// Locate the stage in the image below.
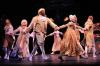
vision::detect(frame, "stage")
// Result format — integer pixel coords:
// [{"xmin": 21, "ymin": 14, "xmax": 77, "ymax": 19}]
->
[
  {"xmin": 0, "ymin": 53, "xmax": 100, "ymax": 66},
  {"xmin": 0, "ymin": 40, "xmax": 100, "ymax": 66}
]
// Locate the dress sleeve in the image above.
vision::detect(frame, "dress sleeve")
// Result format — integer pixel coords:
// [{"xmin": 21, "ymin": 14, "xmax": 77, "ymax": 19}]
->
[
  {"xmin": 47, "ymin": 32, "xmax": 55, "ymax": 37},
  {"xmin": 14, "ymin": 27, "xmax": 20, "ymax": 34}
]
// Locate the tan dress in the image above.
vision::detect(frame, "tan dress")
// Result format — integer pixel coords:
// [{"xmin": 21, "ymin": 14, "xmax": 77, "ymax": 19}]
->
[
  {"xmin": 14, "ymin": 26, "xmax": 30, "ymax": 58},
  {"xmin": 84, "ymin": 21, "xmax": 95, "ymax": 49},
  {"xmin": 60, "ymin": 22, "xmax": 84, "ymax": 56}
]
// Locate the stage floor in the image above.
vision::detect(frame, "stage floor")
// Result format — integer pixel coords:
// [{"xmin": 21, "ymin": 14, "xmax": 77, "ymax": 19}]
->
[
  {"xmin": 0, "ymin": 40, "xmax": 100, "ymax": 66},
  {"xmin": 0, "ymin": 54, "xmax": 100, "ymax": 66}
]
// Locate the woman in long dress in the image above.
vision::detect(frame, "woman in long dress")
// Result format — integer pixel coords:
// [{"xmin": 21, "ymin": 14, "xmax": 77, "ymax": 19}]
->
[
  {"xmin": 3, "ymin": 19, "xmax": 14, "ymax": 60},
  {"xmin": 58, "ymin": 15, "xmax": 86, "ymax": 61},
  {"xmin": 14, "ymin": 19, "xmax": 30, "ymax": 59},
  {"xmin": 46, "ymin": 27, "xmax": 63, "ymax": 54},
  {"xmin": 84, "ymin": 16, "xmax": 96, "ymax": 57}
]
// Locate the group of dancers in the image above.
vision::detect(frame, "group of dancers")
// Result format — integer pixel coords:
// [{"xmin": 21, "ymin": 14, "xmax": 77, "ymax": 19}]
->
[{"xmin": 2, "ymin": 8, "xmax": 97, "ymax": 61}]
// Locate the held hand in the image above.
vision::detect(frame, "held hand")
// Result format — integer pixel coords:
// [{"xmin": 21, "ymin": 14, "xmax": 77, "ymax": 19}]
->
[
  {"xmin": 9, "ymin": 33, "xmax": 12, "ymax": 35},
  {"xmin": 50, "ymin": 18, "xmax": 54, "ymax": 22},
  {"xmin": 45, "ymin": 35, "xmax": 48, "ymax": 38},
  {"xmin": 55, "ymin": 26, "xmax": 60, "ymax": 30},
  {"xmin": 82, "ymin": 28, "xmax": 87, "ymax": 31},
  {"xmin": 64, "ymin": 17, "xmax": 69, "ymax": 22}
]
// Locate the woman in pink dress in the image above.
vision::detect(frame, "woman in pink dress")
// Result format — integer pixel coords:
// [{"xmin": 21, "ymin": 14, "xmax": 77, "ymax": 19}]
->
[
  {"xmin": 14, "ymin": 19, "xmax": 30, "ymax": 59},
  {"xmin": 46, "ymin": 27, "xmax": 63, "ymax": 54}
]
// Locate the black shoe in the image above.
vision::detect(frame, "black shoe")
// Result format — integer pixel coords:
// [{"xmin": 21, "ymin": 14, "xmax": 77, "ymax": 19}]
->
[{"xmin": 58, "ymin": 56, "xmax": 64, "ymax": 62}]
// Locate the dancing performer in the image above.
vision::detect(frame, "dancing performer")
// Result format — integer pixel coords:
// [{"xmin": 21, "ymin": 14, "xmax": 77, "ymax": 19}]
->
[
  {"xmin": 84, "ymin": 16, "xmax": 96, "ymax": 57},
  {"xmin": 26, "ymin": 8, "xmax": 58, "ymax": 61},
  {"xmin": 58, "ymin": 15, "xmax": 86, "ymax": 61},
  {"xmin": 3, "ymin": 19, "xmax": 14, "ymax": 60},
  {"xmin": 46, "ymin": 27, "xmax": 63, "ymax": 54},
  {"xmin": 14, "ymin": 19, "xmax": 30, "ymax": 59}
]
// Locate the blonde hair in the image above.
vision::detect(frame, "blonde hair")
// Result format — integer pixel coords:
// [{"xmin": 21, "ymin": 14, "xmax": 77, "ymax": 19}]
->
[
  {"xmin": 21, "ymin": 19, "xmax": 28, "ymax": 26},
  {"xmin": 69, "ymin": 15, "xmax": 76, "ymax": 19}
]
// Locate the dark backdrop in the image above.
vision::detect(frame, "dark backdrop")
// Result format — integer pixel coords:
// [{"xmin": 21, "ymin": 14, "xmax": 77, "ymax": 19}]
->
[{"xmin": 0, "ymin": 0, "xmax": 100, "ymax": 54}]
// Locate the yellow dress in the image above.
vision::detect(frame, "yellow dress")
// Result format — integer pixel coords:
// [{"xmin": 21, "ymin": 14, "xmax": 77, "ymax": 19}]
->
[
  {"xmin": 60, "ymin": 22, "xmax": 84, "ymax": 56},
  {"xmin": 84, "ymin": 21, "xmax": 94, "ymax": 49}
]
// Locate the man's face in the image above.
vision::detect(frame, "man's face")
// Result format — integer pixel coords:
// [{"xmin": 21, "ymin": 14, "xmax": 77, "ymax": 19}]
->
[{"xmin": 40, "ymin": 10, "xmax": 45, "ymax": 16}]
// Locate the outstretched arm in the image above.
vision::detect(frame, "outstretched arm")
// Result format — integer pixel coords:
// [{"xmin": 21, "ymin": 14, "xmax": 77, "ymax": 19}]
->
[
  {"xmin": 14, "ymin": 27, "xmax": 20, "ymax": 34},
  {"xmin": 46, "ymin": 32, "xmax": 54, "ymax": 38},
  {"xmin": 75, "ymin": 25, "xmax": 83, "ymax": 30},
  {"xmin": 59, "ymin": 22, "xmax": 74, "ymax": 29},
  {"xmin": 48, "ymin": 18, "xmax": 58, "ymax": 29},
  {"xmin": 59, "ymin": 24, "xmax": 68, "ymax": 29},
  {"xmin": 59, "ymin": 32, "xmax": 63, "ymax": 35}
]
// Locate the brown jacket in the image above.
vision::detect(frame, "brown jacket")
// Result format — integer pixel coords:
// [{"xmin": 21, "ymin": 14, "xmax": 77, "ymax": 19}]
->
[{"xmin": 28, "ymin": 15, "xmax": 57, "ymax": 34}]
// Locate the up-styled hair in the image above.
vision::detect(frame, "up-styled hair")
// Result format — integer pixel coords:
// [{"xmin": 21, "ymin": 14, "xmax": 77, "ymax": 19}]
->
[
  {"xmin": 88, "ymin": 16, "xmax": 93, "ymax": 21},
  {"xmin": 21, "ymin": 19, "xmax": 28, "ymax": 26}
]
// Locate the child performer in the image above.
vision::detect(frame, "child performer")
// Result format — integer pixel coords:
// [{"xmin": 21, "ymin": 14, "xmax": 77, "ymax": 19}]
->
[{"xmin": 46, "ymin": 27, "xmax": 63, "ymax": 54}]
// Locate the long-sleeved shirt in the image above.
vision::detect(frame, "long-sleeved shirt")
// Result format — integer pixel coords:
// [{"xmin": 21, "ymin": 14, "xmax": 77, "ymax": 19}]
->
[{"xmin": 27, "ymin": 15, "xmax": 57, "ymax": 34}]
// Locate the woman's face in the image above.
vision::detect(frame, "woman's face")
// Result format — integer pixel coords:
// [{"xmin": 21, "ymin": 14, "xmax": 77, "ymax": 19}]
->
[
  {"xmin": 21, "ymin": 21, "xmax": 27, "ymax": 27},
  {"xmin": 70, "ymin": 17, "xmax": 77, "ymax": 22},
  {"xmin": 5, "ymin": 19, "xmax": 10, "ymax": 25}
]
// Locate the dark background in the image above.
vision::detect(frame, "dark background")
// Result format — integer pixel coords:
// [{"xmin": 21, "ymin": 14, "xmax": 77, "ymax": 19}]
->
[{"xmin": 0, "ymin": 0, "xmax": 100, "ymax": 54}]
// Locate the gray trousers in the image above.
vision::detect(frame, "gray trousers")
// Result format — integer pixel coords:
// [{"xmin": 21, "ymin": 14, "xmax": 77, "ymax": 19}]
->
[{"xmin": 31, "ymin": 32, "xmax": 46, "ymax": 57}]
